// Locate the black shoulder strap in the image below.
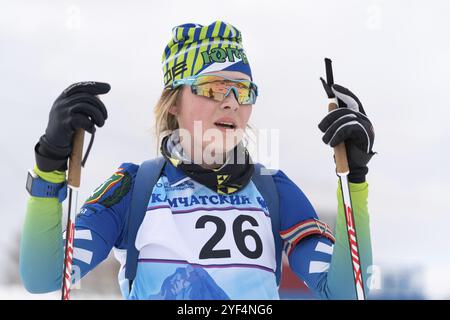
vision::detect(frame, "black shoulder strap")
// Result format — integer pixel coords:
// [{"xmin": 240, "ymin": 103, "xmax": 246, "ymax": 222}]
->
[
  {"xmin": 125, "ymin": 157, "xmax": 165, "ymax": 289},
  {"xmin": 251, "ymin": 164, "xmax": 282, "ymax": 285}
]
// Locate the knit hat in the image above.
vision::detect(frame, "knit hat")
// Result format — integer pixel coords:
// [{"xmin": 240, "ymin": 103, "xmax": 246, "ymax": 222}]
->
[{"xmin": 162, "ymin": 21, "xmax": 252, "ymax": 87}]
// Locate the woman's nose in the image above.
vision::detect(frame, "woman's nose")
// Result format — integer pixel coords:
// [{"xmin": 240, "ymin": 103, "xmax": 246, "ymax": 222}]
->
[{"xmin": 220, "ymin": 88, "xmax": 240, "ymax": 111}]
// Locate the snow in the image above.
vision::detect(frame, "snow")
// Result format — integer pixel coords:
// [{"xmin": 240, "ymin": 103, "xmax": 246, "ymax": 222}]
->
[{"xmin": 0, "ymin": 285, "xmax": 121, "ymax": 300}]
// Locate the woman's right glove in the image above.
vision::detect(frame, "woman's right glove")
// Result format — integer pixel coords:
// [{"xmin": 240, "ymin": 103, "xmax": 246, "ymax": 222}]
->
[{"xmin": 35, "ymin": 81, "xmax": 110, "ymax": 172}]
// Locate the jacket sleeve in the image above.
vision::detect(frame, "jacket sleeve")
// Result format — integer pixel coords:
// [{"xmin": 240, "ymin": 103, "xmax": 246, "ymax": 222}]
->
[
  {"xmin": 273, "ymin": 170, "xmax": 372, "ymax": 299},
  {"xmin": 325, "ymin": 180, "xmax": 372, "ymax": 299},
  {"xmin": 19, "ymin": 163, "xmax": 138, "ymax": 294}
]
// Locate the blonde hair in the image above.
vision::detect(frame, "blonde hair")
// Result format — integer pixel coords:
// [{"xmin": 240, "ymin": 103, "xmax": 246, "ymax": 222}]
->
[{"xmin": 154, "ymin": 86, "xmax": 182, "ymax": 145}]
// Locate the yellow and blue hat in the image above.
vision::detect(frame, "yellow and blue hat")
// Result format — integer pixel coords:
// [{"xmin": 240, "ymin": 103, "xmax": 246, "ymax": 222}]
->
[{"xmin": 162, "ymin": 21, "xmax": 252, "ymax": 87}]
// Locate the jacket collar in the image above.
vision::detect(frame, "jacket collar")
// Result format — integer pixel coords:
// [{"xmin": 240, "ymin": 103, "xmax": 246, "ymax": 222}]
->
[{"xmin": 163, "ymin": 160, "xmax": 191, "ymax": 187}]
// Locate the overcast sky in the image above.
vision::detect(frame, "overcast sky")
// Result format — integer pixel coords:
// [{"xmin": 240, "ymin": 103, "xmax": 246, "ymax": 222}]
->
[{"xmin": 1, "ymin": 0, "xmax": 449, "ymax": 298}]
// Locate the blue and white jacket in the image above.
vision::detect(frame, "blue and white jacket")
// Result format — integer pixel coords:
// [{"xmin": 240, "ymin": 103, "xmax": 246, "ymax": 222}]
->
[{"xmin": 20, "ymin": 160, "xmax": 372, "ymax": 300}]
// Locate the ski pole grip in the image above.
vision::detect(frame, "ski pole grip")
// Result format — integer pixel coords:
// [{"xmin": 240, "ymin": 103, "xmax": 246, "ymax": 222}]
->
[
  {"xmin": 68, "ymin": 128, "xmax": 85, "ymax": 188},
  {"xmin": 328, "ymin": 102, "xmax": 350, "ymax": 174}
]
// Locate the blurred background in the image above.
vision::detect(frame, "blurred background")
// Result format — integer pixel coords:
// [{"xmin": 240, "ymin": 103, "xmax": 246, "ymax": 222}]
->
[{"xmin": 1, "ymin": 0, "xmax": 449, "ymax": 299}]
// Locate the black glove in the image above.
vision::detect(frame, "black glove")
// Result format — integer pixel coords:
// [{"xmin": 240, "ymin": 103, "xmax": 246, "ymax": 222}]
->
[
  {"xmin": 35, "ymin": 81, "xmax": 110, "ymax": 172},
  {"xmin": 319, "ymin": 81, "xmax": 376, "ymax": 183}
]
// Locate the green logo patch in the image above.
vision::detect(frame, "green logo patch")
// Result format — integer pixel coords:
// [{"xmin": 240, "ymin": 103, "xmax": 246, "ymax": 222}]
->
[
  {"xmin": 85, "ymin": 169, "xmax": 132, "ymax": 208},
  {"xmin": 201, "ymin": 47, "xmax": 249, "ymax": 65}
]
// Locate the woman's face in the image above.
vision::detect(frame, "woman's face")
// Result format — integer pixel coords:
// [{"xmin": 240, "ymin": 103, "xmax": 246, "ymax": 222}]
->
[{"xmin": 171, "ymin": 70, "xmax": 253, "ymax": 165}]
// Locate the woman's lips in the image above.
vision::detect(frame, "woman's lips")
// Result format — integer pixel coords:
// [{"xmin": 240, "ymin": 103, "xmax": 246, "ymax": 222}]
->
[{"xmin": 214, "ymin": 117, "xmax": 237, "ymax": 129}]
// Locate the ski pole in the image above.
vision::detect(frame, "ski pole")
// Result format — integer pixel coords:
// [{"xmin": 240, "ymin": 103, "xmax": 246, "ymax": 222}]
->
[
  {"xmin": 324, "ymin": 58, "xmax": 366, "ymax": 300},
  {"xmin": 61, "ymin": 128, "xmax": 85, "ymax": 300}
]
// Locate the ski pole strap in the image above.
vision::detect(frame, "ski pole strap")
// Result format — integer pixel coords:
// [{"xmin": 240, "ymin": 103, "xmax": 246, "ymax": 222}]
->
[
  {"xmin": 125, "ymin": 157, "xmax": 166, "ymax": 291},
  {"xmin": 81, "ymin": 130, "xmax": 95, "ymax": 168}
]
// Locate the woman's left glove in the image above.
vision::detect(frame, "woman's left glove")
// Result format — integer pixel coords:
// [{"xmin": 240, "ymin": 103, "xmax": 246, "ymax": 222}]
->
[{"xmin": 319, "ymin": 81, "xmax": 376, "ymax": 183}]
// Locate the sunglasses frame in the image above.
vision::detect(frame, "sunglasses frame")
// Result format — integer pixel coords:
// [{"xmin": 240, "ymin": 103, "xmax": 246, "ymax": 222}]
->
[{"xmin": 167, "ymin": 73, "xmax": 259, "ymax": 105}]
